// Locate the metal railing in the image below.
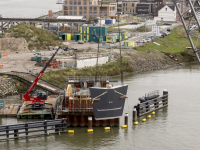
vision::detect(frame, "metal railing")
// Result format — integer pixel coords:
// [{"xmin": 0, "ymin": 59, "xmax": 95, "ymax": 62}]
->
[{"xmin": 0, "ymin": 119, "xmax": 67, "ymax": 139}]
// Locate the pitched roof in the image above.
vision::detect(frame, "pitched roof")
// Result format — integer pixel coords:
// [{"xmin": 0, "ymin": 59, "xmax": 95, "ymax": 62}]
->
[{"xmin": 168, "ymin": 5, "xmax": 175, "ymax": 11}]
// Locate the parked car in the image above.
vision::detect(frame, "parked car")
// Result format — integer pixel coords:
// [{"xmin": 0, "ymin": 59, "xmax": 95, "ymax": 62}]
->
[
  {"xmin": 167, "ymin": 28, "xmax": 171, "ymax": 32},
  {"xmin": 141, "ymin": 39, "xmax": 147, "ymax": 43},
  {"xmin": 166, "ymin": 31, "xmax": 170, "ymax": 35},
  {"xmin": 130, "ymin": 22, "xmax": 138, "ymax": 25},
  {"xmin": 160, "ymin": 31, "xmax": 167, "ymax": 36},
  {"xmin": 155, "ymin": 33, "xmax": 163, "ymax": 38},
  {"xmin": 78, "ymin": 40, "xmax": 84, "ymax": 44},
  {"xmin": 145, "ymin": 38, "xmax": 152, "ymax": 42},
  {"xmin": 163, "ymin": 23, "xmax": 172, "ymax": 25}
]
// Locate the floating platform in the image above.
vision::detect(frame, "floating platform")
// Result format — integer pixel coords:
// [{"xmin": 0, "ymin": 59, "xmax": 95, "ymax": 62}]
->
[{"xmin": 17, "ymin": 96, "xmax": 59, "ymax": 119}]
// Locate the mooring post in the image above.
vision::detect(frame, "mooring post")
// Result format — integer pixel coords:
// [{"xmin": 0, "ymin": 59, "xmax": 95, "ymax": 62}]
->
[
  {"xmin": 125, "ymin": 113, "xmax": 128, "ymax": 126},
  {"xmin": 44, "ymin": 120, "xmax": 47, "ymax": 134},
  {"xmin": 25, "ymin": 122, "xmax": 28, "ymax": 136},
  {"xmin": 133, "ymin": 108, "xmax": 137, "ymax": 121},
  {"xmin": 6, "ymin": 126, "xmax": 9, "ymax": 138},
  {"xmin": 88, "ymin": 116, "xmax": 92, "ymax": 129},
  {"xmin": 62, "ymin": 118, "xmax": 66, "ymax": 131},
  {"xmin": 163, "ymin": 89, "xmax": 168, "ymax": 105},
  {"xmin": 14, "ymin": 129, "xmax": 18, "ymax": 137}
]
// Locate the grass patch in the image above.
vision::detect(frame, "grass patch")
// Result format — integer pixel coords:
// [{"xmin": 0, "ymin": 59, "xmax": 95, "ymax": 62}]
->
[
  {"xmin": 3, "ymin": 23, "xmax": 60, "ymax": 50},
  {"xmin": 42, "ymin": 57, "xmax": 133, "ymax": 85},
  {"xmin": 135, "ymin": 26, "xmax": 195, "ymax": 53}
]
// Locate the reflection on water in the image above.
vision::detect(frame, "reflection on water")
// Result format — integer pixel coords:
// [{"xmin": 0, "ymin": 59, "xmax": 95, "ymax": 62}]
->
[{"xmin": 1, "ymin": 64, "xmax": 200, "ymax": 149}]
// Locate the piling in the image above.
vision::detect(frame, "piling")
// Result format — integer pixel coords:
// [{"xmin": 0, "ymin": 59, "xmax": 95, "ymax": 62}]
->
[
  {"xmin": 163, "ymin": 89, "xmax": 168, "ymax": 105},
  {"xmin": 87, "ymin": 116, "xmax": 93, "ymax": 132},
  {"xmin": 132, "ymin": 108, "xmax": 137, "ymax": 121},
  {"xmin": 88, "ymin": 116, "xmax": 92, "ymax": 129},
  {"xmin": 124, "ymin": 113, "xmax": 128, "ymax": 126}
]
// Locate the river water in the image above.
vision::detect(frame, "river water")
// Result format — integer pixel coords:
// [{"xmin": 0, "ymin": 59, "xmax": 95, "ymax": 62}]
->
[
  {"xmin": 1, "ymin": 64, "xmax": 200, "ymax": 150},
  {"xmin": 0, "ymin": 0, "xmax": 61, "ymax": 18}
]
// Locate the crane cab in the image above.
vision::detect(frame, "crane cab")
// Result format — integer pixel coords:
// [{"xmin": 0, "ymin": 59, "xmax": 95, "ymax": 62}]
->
[{"xmin": 37, "ymin": 91, "xmax": 47, "ymax": 100}]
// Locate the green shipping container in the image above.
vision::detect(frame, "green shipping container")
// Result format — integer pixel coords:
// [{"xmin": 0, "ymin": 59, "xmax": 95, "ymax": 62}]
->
[
  {"xmin": 0, "ymin": 99, "xmax": 4, "ymax": 109},
  {"xmin": 36, "ymin": 56, "xmax": 42, "ymax": 63}
]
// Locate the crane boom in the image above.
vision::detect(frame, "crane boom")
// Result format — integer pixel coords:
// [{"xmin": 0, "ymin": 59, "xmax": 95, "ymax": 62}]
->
[
  {"xmin": 23, "ymin": 46, "xmax": 62, "ymax": 104},
  {"xmin": 172, "ymin": 0, "xmax": 200, "ymax": 64}
]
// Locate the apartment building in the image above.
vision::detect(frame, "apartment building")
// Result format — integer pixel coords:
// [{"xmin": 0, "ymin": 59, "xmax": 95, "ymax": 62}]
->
[
  {"xmin": 122, "ymin": 1, "xmax": 138, "ymax": 14},
  {"xmin": 62, "ymin": 0, "xmax": 117, "ymax": 19}
]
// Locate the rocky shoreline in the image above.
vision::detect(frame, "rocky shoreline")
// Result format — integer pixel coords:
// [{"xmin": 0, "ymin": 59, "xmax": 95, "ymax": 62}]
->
[{"xmin": 0, "ymin": 77, "xmax": 18, "ymax": 98}]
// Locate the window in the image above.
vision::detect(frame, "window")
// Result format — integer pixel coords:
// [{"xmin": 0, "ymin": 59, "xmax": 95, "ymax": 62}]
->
[
  {"xmin": 100, "ymin": 12, "xmax": 103, "ymax": 16},
  {"xmin": 79, "ymin": 6, "xmax": 82, "ymax": 10},
  {"xmin": 83, "ymin": 2, "xmax": 87, "ymax": 5},
  {"xmin": 132, "ymin": 3, "xmax": 134, "ymax": 7},
  {"xmin": 89, "ymin": 7, "xmax": 92, "ymax": 11},
  {"xmin": 165, "ymin": 8, "xmax": 167, "ymax": 11},
  {"xmin": 123, "ymin": 3, "xmax": 125, "ymax": 6},
  {"xmin": 89, "ymin": 12, "xmax": 92, "ymax": 15},
  {"xmin": 74, "ymin": 11, "xmax": 77, "ymax": 15},
  {"xmin": 64, "ymin": 6, "xmax": 68, "ymax": 10},
  {"xmin": 70, "ymin": 1, "xmax": 73, "ymax": 5},
  {"xmin": 94, "ymin": 12, "xmax": 97, "ymax": 16},
  {"xmin": 64, "ymin": 11, "xmax": 68, "ymax": 15},
  {"xmin": 74, "ymin": 1, "xmax": 77, "ymax": 5},
  {"xmin": 84, "ymin": 12, "xmax": 87, "ymax": 15},
  {"xmin": 70, "ymin": 11, "xmax": 72, "ymax": 15},
  {"xmin": 104, "ymin": 12, "xmax": 107, "ymax": 16},
  {"xmin": 94, "ymin": 7, "xmax": 97, "ymax": 11},
  {"xmin": 84, "ymin": 7, "xmax": 87, "ymax": 10},
  {"xmin": 129, "ymin": 9, "xmax": 131, "ymax": 12},
  {"xmin": 89, "ymin": 2, "xmax": 92, "ymax": 5},
  {"xmin": 132, "ymin": 9, "xmax": 134, "ymax": 12},
  {"xmin": 70, "ymin": 6, "xmax": 73, "ymax": 10},
  {"xmin": 79, "ymin": 11, "xmax": 82, "ymax": 15},
  {"xmin": 126, "ymin": 7, "xmax": 127, "ymax": 11},
  {"xmin": 78, "ymin": 0, "xmax": 81, "ymax": 5},
  {"xmin": 74, "ymin": 6, "xmax": 77, "ymax": 10}
]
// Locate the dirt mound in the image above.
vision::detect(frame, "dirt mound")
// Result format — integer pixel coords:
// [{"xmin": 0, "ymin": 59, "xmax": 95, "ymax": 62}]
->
[{"xmin": 0, "ymin": 38, "xmax": 29, "ymax": 52}]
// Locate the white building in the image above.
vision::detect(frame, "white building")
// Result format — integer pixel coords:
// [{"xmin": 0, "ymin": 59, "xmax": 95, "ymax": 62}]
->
[{"xmin": 154, "ymin": 5, "xmax": 176, "ymax": 22}]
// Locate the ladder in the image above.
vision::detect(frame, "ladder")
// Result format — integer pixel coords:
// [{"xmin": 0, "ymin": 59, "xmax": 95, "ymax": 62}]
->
[{"xmin": 172, "ymin": 0, "xmax": 200, "ymax": 64}]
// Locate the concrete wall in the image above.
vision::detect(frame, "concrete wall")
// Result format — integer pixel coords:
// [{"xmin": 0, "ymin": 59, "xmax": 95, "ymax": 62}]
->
[{"xmin": 77, "ymin": 56, "xmax": 108, "ymax": 68}]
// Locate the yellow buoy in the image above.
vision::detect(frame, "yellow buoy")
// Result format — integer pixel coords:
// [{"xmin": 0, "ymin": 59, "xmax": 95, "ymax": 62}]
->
[
  {"xmin": 121, "ymin": 125, "xmax": 127, "ymax": 128},
  {"xmin": 68, "ymin": 130, "xmax": 74, "ymax": 133},
  {"xmin": 87, "ymin": 129, "xmax": 93, "ymax": 132},
  {"xmin": 152, "ymin": 111, "xmax": 155, "ymax": 115},
  {"xmin": 47, "ymin": 133, "xmax": 49, "ymax": 135},
  {"xmin": 142, "ymin": 118, "xmax": 146, "ymax": 122},
  {"xmin": 58, "ymin": 132, "xmax": 60, "ymax": 135},
  {"xmin": 134, "ymin": 122, "xmax": 138, "ymax": 125},
  {"xmin": 39, "ymin": 132, "xmax": 41, "ymax": 134},
  {"xmin": 104, "ymin": 127, "xmax": 110, "ymax": 130},
  {"xmin": 147, "ymin": 115, "xmax": 151, "ymax": 119}
]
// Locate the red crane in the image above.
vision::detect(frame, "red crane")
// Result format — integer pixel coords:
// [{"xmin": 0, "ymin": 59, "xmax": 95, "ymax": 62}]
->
[{"xmin": 23, "ymin": 46, "xmax": 61, "ymax": 106}]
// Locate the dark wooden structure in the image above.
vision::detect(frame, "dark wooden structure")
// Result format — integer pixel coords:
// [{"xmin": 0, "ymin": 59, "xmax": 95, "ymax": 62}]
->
[{"xmin": 134, "ymin": 90, "xmax": 168, "ymax": 116}]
